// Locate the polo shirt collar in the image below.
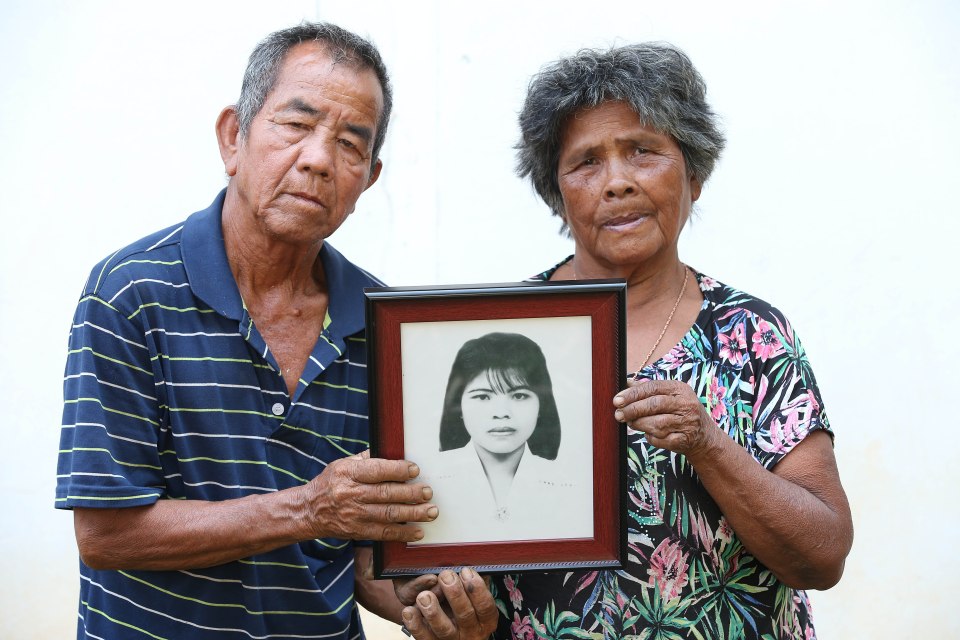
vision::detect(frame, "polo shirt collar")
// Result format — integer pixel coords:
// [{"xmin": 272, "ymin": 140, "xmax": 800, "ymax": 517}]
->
[
  {"xmin": 182, "ymin": 189, "xmax": 243, "ymax": 320},
  {"xmin": 182, "ymin": 189, "xmax": 372, "ymax": 337}
]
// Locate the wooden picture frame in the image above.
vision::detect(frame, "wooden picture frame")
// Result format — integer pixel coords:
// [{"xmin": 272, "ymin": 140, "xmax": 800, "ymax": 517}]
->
[{"xmin": 365, "ymin": 280, "xmax": 627, "ymax": 577}]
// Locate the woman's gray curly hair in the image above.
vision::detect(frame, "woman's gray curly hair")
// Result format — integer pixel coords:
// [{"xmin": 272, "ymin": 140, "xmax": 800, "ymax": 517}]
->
[{"xmin": 517, "ymin": 42, "xmax": 726, "ymax": 231}]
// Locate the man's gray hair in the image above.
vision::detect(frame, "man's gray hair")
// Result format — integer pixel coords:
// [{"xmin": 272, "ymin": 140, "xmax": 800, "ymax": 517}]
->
[
  {"xmin": 517, "ymin": 43, "xmax": 726, "ymax": 229},
  {"xmin": 236, "ymin": 22, "xmax": 393, "ymax": 170}
]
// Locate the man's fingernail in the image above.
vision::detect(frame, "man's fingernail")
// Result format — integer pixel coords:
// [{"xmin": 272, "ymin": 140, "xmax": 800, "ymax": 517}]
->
[
  {"xmin": 412, "ymin": 529, "xmax": 424, "ymax": 541},
  {"xmin": 426, "ymin": 506, "xmax": 438, "ymax": 520},
  {"xmin": 421, "ymin": 486, "xmax": 433, "ymax": 500},
  {"xmin": 417, "ymin": 592, "xmax": 432, "ymax": 606},
  {"xmin": 461, "ymin": 567, "xmax": 476, "ymax": 581},
  {"xmin": 439, "ymin": 571, "xmax": 456, "ymax": 585},
  {"xmin": 402, "ymin": 607, "xmax": 414, "ymax": 622}
]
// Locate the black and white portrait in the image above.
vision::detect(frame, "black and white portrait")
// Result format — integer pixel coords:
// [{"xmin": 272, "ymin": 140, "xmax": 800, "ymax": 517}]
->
[{"xmin": 400, "ymin": 316, "xmax": 594, "ymax": 545}]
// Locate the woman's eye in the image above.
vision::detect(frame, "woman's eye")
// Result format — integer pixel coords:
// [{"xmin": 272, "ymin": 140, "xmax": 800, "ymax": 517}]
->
[
  {"xmin": 469, "ymin": 393, "xmax": 490, "ymax": 401},
  {"xmin": 512, "ymin": 391, "xmax": 532, "ymax": 401}
]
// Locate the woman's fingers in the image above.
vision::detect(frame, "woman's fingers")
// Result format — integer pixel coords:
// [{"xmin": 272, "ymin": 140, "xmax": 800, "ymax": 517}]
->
[{"xmin": 613, "ymin": 380, "xmax": 715, "ymax": 455}]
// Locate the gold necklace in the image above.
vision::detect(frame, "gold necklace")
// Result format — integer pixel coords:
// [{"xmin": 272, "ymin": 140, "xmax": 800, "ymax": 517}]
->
[
  {"xmin": 637, "ymin": 266, "xmax": 689, "ymax": 371},
  {"xmin": 569, "ymin": 260, "xmax": 690, "ymax": 372}
]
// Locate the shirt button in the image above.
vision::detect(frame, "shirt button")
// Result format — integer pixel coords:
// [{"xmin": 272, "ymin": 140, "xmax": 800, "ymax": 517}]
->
[{"xmin": 271, "ymin": 403, "xmax": 285, "ymax": 416}]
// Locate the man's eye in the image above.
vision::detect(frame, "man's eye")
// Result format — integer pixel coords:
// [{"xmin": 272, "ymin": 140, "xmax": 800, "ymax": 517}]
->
[
  {"xmin": 633, "ymin": 146, "xmax": 649, "ymax": 155},
  {"xmin": 284, "ymin": 121, "xmax": 307, "ymax": 130}
]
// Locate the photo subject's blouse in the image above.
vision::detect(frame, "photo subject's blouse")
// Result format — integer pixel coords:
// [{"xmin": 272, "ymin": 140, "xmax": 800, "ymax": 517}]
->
[{"xmin": 416, "ymin": 443, "xmax": 592, "ymax": 545}]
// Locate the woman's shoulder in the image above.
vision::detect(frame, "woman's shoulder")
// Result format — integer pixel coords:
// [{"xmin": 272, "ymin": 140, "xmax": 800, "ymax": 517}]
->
[
  {"xmin": 526, "ymin": 256, "xmax": 573, "ymax": 282},
  {"xmin": 692, "ymin": 269, "xmax": 804, "ymax": 340},
  {"xmin": 416, "ymin": 446, "xmax": 480, "ymax": 483},
  {"xmin": 695, "ymin": 271, "xmax": 784, "ymax": 322}
]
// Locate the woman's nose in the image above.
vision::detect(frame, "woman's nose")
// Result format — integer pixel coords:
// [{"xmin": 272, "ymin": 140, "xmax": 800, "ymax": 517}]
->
[
  {"xmin": 492, "ymin": 397, "xmax": 511, "ymax": 419},
  {"xmin": 604, "ymin": 159, "xmax": 637, "ymax": 199}
]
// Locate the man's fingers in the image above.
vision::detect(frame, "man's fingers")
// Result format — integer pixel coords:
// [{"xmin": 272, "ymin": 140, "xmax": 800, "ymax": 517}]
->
[{"xmin": 350, "ymin": 457, "xmax": 422, "ymax": 483}]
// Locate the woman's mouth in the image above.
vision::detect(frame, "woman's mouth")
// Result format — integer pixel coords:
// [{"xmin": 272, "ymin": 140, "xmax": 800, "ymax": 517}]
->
[
  {"xmin": 487, "ymin": 427, "xmax": 517, "ymax": 435},
  {"xmin": 603, "ymin": 212, "xmax": 650, "ymax": 230}
]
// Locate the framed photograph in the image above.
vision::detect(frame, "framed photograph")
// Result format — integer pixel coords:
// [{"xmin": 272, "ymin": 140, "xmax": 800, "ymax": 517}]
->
[{"xmin": 365, "ymin": 279, "xmax": 627, "ymax": 577}]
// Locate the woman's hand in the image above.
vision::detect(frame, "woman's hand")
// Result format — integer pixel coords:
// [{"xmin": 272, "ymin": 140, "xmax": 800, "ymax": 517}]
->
[
  {"xmin": 613, "ymin": 379, "xmax": 721, "ymax": 457},
  {"xmin": 612, "ymin": 378, "xmax": 852, "ymax": 589},
  {"xmin": 396, "ymin": 568, "xmax": 498, "ymax": 640}
]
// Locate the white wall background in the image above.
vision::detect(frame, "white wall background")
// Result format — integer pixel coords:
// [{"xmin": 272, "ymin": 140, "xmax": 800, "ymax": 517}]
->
[{"xmin": 1, "ymin": 0, "xmax": 957, "ymax": 637}]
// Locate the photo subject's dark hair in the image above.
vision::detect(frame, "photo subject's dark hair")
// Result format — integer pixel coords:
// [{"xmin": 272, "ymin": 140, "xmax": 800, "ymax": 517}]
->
[{"xmin": 439, "ymin": 332, "xmax": 561, "ymax": 459}]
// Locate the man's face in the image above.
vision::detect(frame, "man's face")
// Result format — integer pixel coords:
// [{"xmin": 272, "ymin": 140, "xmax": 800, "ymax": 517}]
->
[{"xmin": 223, "ymin": 42, "xmax": 384, "ymax": 246}]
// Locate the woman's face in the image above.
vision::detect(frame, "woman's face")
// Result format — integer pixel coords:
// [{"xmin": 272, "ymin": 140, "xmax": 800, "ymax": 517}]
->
[
  {"xmin": 556, "ymin": 100, "xmax": 701, "ymax": 272},
  {"xmin": 460, "ymin": 370, "xmax": 540, "ymax": 456}
]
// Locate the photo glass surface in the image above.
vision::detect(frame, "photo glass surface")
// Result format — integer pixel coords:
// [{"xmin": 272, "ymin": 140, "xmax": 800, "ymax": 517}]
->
[{"xmin": 400, "ymin": 316, "xmax": 594, "ymax": 545}]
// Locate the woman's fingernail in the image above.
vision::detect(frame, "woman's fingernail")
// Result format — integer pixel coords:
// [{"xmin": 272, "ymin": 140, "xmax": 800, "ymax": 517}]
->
[
  {"xmin": 426, "ymin": 506, "xmax": 438, "ymax": 519},
  {"xmin": 408, "ymin": 464, "xmax": 420, "ymax": 477},
  {"xmin": 613, "ymin": 395, "xmax": 624, "ymax": 406},
  {"xmin": 614, "ymin": 410, "xmax": 624, "ymax": 422}
]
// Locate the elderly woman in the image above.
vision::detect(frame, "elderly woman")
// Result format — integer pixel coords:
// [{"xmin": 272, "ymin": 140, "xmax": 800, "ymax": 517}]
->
[{"xmin": 487, "ymin": 43, "xmax": 853, "ymax": 639}]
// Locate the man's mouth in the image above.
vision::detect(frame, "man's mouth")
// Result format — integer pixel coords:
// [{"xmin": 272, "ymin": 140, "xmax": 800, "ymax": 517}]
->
[{"xmin": 290, "ymin": 192, "xmax": 325, "ymax": 207}]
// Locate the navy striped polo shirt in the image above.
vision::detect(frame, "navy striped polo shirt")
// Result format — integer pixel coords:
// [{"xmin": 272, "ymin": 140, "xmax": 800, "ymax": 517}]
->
[{"xmin": 56, "ymin": 190, "xmax": 383, "ymax": 639}]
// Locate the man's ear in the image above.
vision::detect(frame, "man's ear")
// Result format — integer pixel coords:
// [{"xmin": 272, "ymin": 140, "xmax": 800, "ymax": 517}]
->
[
  {"xmin": 365, "ymin": 159, "xmax": 383, "ymax": 191},
  {"xmin": 216, "ymin": 106, "xmax": 241, "ymax": 177}
]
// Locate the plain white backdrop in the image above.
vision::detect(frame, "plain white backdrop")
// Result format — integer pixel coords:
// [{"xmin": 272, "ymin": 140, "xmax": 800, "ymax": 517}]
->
[{"xmin": 1, "ymin": 1, "xmax": 957, "ymax": 637}]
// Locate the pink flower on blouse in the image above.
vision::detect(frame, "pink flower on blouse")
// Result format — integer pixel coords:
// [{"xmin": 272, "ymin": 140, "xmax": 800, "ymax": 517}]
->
[
  {"xmin": 708, "ymin": 376, "xmax": 727, "ymax": 421},
  {"xmin": 716, "ymin": 516, "xmax": 734, "ymax": 544},
  {"xmin": 647, "ymin": 538, "xmax": 690, "ymax": 601},
  {"xmin": 699, "ymin": 275, "xmax": 719, "ymax": 291},
  {"xmin": 718, "ymin": 322, "xmax": 747, "ymax": 366},
  {"xmin": 503, "ymin": 575, "xmax": 522, "ymax": 609},
  {"xmin": 751, "ymin": 319, "xmax": 784, "ymax": 361},
  {"xmin": 511, "ymin": 613, "xmax": 535, "ymax": 640},
  {"xmin": 660, "ymin": 344, "xmax": 687, "ymax": 370}
]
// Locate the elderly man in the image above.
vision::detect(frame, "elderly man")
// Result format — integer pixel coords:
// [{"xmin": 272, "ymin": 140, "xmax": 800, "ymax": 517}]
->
[{"xmin": 55, "ymin": 22, "xmax": 495, "ymax": 640}]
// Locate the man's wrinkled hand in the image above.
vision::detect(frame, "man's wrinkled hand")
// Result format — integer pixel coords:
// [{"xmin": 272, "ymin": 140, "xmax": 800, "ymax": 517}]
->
[{"xmin": 298, "ymin": 450, "xmax": 437, "ymax": 542}]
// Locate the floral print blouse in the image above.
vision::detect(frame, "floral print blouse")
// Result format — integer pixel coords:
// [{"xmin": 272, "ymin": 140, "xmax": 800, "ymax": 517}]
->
[{"xmin": 492, "ymin": 262, "xmax": 831, "ymax": 640}]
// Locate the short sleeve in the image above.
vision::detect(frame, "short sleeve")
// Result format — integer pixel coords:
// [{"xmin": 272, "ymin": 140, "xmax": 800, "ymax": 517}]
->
[
  {"xmin": 55, "ymin": 291, "xmax": 165, "ymax": 509},
  {"xmin": 746, "ymin": 309, "xmax": 831, "ymax": 470}
]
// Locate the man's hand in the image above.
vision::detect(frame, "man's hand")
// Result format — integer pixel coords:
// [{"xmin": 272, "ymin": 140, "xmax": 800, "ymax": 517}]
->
[
  {"xmin": 299, "ymin": 450, "xmax": 437, "ymax": 542},
  {"xmin": 399, "ymin": 568, "xmax": 498, "ymax": 640}
]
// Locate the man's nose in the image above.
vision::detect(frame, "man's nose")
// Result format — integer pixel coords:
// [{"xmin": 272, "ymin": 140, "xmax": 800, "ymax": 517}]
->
[{"xmin": 296, "ymin": 132, "xmax": 335, "ymax": 177}]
